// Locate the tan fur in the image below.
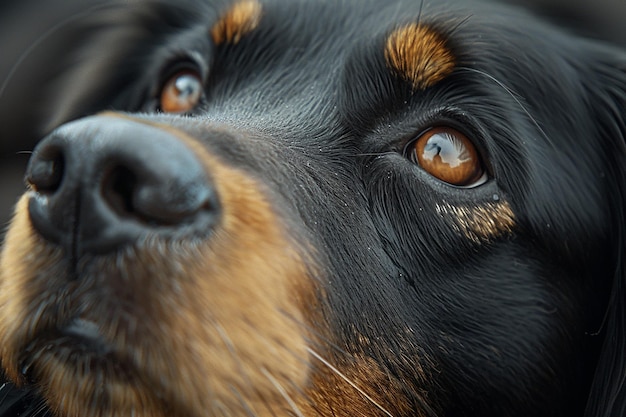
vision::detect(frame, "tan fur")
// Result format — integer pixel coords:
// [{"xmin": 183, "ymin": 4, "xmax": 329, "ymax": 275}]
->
[
  {"xmin": 385, "ymin": 24, "xmax": 456, "ymax": 90},
  {"xmin": 210, "ymin": 0, "xmax": 263, "ymax": 45},
  {"xmin": 301, "ymin": 354, "xmax": 427, "ymax": 417},
  {"xmin": 436, "ymin": 200, "xmax": 516, "ymax": 243}
]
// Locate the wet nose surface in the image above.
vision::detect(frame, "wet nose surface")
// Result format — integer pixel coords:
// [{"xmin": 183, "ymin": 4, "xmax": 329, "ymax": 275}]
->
[{"xmin": 26, "ymin": 115, "xmax": 219, "ymax": 255}]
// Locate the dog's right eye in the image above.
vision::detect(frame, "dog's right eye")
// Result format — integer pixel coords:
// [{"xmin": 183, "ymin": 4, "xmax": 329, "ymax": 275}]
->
[
  {"xmin": 159, "ymin": 70, "xmax": 203, "ymax": 113},
  {"xmin": 408, "ymin": 127, "xmax": 487, "ymax": 188}
]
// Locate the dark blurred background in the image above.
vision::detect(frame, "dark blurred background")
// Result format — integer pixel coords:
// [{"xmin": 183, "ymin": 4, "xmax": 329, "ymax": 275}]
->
[{"xmin": 1, "ymin": 0, "xmax": 625, "ymax": 239}]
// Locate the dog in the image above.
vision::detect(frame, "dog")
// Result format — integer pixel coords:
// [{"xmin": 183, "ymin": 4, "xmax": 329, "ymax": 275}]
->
[{"xmin": 0, "ymin": 0, "xmax": 625, "ymax": 416}]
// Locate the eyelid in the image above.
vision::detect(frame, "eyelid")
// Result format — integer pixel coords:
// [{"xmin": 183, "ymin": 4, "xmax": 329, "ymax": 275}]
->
[{"xmin": 156, "ymin": 55, "xmax": 206, "ymax": 94}]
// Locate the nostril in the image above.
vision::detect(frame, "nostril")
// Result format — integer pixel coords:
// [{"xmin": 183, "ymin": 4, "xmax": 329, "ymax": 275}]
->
[
  {"xmin": 27, "ymin": 148, "xmax": 65, "ymax": 192},
  {"xmin": 100, "ymin": 162, "xmax": 215, "ymax": 226},
  {"xmin": 25, "ymin": 116, "xmax": 220, "ymax": 254},
  {"xmin": 101, "ymin": 165, "xmax": 138, "ymax": 219}
]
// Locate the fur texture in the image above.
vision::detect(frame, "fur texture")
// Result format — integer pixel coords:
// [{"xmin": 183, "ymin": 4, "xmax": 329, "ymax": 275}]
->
[{"xmin": 0, "ymin": 0, "xmax": 625, "ymax": 416}]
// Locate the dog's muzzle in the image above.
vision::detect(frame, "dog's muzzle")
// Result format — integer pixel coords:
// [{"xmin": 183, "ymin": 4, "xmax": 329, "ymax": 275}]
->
[{"xmin": 25, "ymin": 115, "xmax": 219, "ymax": 255}]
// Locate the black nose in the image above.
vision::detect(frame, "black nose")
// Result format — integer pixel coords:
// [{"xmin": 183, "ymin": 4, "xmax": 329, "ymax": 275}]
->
[{"xmin": 26, "ymin": 115, "xmax": 219, "ymax": 255}]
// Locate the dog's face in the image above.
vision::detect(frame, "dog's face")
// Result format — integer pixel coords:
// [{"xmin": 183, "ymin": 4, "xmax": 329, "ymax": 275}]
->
[{"xmin": 0, "ymin": 0, "xmax": 625, "ymax": 416}]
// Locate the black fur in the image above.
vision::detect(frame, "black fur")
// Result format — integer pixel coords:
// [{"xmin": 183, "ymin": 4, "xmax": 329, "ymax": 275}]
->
[{"xmin": 1, "ymin": 0, "xmax": 625, "ymax": 416}]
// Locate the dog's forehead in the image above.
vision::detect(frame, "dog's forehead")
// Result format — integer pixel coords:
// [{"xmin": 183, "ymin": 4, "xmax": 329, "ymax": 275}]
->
[
  {"xmin": 197, "ymin": 0, "xmax": 557, "ymax": 108},
  {"xmin": 190, "ymin": 0, "xmax": 474, "ymax": 126}
]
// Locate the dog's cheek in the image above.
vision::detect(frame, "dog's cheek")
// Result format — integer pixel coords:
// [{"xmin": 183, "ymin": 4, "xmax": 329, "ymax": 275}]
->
[
  {"xmin": 130, "ymin": 148, "xmax": 320, "ymax": 415},
  {"xmin": 0, "ymin": 195, "xmax": 64, "ymax": 383},
  {"xmin": 301, "ymin": 354, "xmax": 425, "ymax": 417}
]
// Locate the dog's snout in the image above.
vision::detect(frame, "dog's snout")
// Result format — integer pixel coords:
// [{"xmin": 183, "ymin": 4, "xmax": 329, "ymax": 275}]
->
[{"xmin": 26, "ymin": 115, "xmax": 219, "ymax": 254}]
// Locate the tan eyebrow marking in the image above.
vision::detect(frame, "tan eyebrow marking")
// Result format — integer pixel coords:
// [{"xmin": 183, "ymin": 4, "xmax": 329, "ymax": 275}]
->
[
  {"xmin": 210, "ymin": 0, "xmax": 263, "ymax": 45},
  {"xmin": 385, "ymin": 23, "xmax": 456, "ymax": 90},
  {"xmin": 436, "ymin": 200, "xmax": 516, "ymax": 244}
]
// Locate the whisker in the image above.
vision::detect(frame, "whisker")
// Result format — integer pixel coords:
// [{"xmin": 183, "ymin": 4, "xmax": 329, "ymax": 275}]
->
[
  {"xmin": 227, "ymin": 385, "xmax": 259, "ymax": 417},
  {"xmin": 0, "ymin": 383, "xmax": 9, "ymax": 403},
  {"xmin": 456, "ymin": 66, "xmax": 552, "ymax": 145},
  {"xmin": 211, "ymin": 399, "xmax": 233, "ymax": 417},
  {"xmin": 356, "ymin": 152, "xmax": 396, "ymax": 157},
  {"xmin": 307, "ymin": 348, "xmax": 396, "ymax": 417},
  {"xmin": 447, "ymin": 15, "xmax": 473, "ymax": 37},
  {"xmin": 213, "ymin": 322, "xmax": 267, "ymax": 416},
  {"xmin": 416, "ymin": 0, "xmax": 424, "ymax": 26},
  {"xmin": 260, "ymin": 367, "xmax": 306, "ymax": 417},
  {"xmin": 277, "ymin": 308, "xmax": 354, "ymax": 364},
  {"xmin": 31, "ymin": 402, "xmax": 52, "ymax": 417}
]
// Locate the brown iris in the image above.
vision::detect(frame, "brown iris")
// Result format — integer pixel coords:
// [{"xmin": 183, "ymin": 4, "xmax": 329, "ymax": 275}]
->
[
  {"xmin": 159, "ymin": 70, "xmax": 203, "ymax": 114},
  {"xmin": 411, "ymin": 127, "xmax": 486, "ymax": 187}
]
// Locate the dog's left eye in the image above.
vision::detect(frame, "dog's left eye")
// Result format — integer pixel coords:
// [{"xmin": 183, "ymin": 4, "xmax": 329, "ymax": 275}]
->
[
  {"xmin": 408, "ymin": 127, "xmax": 487, "ymax": 187},
  {"xmin": 159, "ymin": 70, "xmax": 203, "ymax": 113}
]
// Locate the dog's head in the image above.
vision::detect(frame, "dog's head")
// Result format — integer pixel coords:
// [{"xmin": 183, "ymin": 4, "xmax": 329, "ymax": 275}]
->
[{"xmin": 0, "ymin": 1, "xmax": 625, "ymax": 416}]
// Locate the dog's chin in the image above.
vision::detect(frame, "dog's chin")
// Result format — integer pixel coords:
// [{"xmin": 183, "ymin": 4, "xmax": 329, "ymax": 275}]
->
[
  {"xmin": 6, "ymin": 261, "xmax": 289, "ymax": 417},
  {"xmin": 21, "ymin": 318, "xmax": 132, "ymax": 383},
  {"xmin": 9, "ymin": 265, "xmax": 180, "ymax": 417},
  {"xmin": 19, "ymin": 329, "xmax": 156, "ymax": 416},
  {"xmin": 9, "ymin": 295, "xmax": 172, "ymax": 417}
]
